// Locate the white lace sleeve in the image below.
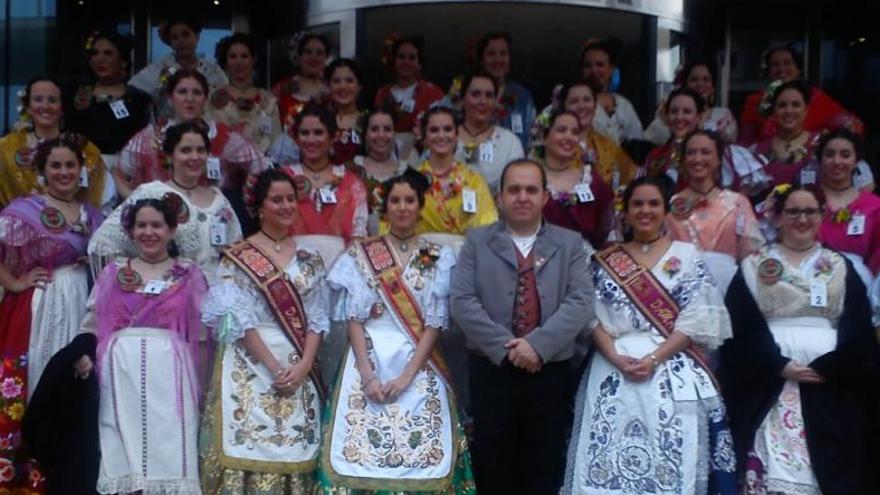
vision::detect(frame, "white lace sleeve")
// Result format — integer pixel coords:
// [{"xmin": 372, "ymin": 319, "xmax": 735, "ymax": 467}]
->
[
  {"xmin": 424, "ymin": 245, "xmax": 456, "ymax": 330},
  {"xmin": 326, "ymin": 249, "xmax": 376, "ymax": 322},
  {"xmin": 674, "ymin": 257, "xmax": 733, "ymax": 349},
  {"xmin": 302, "ymin": 262, "xmax": 331, "ymax": 335},
  {"xmin": 201, "ymin": 259, "xmax": 260, "ymax": 342}
]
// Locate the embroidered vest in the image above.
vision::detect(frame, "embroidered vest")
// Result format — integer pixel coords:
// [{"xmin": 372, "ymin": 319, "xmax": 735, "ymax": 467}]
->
[{"xmin": 513, "ymin": 250, "xmax": 541, "ymax": 337}]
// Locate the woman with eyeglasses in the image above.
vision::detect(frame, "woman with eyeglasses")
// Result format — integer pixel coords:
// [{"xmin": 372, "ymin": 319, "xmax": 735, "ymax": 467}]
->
[{"xmin": 721, "ymin": 183, "xmax": 877, "ymax": 494}]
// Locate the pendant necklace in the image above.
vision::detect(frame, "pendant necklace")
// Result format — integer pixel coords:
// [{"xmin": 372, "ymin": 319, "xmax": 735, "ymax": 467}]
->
[
  {"xmin": 635, "ymin": 233, "xmax": 664, "ymax": 254},
  {"xmin": 389, "ymin": 231, "xmax": 416, "ymax": 252},
  {"xmin": 261, "ymin": 229, "xmax": 288, "ymax": 253}
]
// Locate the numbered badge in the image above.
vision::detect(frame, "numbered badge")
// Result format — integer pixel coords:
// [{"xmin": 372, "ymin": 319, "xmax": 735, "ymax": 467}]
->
[
  {"xmin": 462, "ymin": 188, "xmax": 477, "ymax": 213},
  {"xmin": 809, "ymin": 280, "xmax": 828, "ymax": 307},
  {"xmin": 143, "ymin": 279, "xmax": 167, "ymax": 295},
  {"xmin": 320, "ymin": 187, "xmax": 338, "ymax": 204},
  {"xmin": 109, "ymin": 99, "xmax": 130, "ymax": 119},
  {"xmin": 210, "ymin": 222, "xmax": 228, "ymax": 246},
  {"xmin": 847, "ymin": 214, "xmax": 866, "ymax": 236},
  {"xmin": 510, "ymin": 113, "xmax": 524, "ymax": 134},
  {"xmin": 206, "ymin": 157, "xmax": 222, "ymax": 180},
  {"xmin": 573, "ymin": 183, "xmax": 595, "ymax": 203}
]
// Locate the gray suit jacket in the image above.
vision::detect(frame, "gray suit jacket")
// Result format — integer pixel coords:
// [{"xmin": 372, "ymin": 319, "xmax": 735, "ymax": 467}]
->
[{"xmin": 450, "ymin": 221, "xmax": 594, "ymax": 365}]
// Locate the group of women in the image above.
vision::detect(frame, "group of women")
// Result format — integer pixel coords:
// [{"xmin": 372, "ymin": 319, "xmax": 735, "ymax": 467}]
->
[{"xmin": 0, "ymin": 19, "xmax": 877, "ymax": 495}]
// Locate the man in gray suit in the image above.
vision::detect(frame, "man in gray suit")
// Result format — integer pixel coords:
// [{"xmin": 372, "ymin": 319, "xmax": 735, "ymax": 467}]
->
[{"xmin": 450, "ymin": 158, "xmax": 594, "ymax": 495}]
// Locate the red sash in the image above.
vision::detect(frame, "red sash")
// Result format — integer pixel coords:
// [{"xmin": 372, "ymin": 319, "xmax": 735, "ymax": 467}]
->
[
  {"xmin": 356, "ymin": 237, "xmax": 452, "ymax": 385},
  {"xmin": 223, "ymin": 241, "xmax": 326, "ymax": 401},
  {"xmin": 594, "ymin": 245, "xmax": 719, "ymax": 387}
]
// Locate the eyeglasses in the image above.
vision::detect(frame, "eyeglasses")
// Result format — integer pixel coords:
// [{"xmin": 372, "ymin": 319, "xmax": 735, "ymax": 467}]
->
[{"xmin": 781, "ymin": 207, "xmax": 822, "ymax": 219}]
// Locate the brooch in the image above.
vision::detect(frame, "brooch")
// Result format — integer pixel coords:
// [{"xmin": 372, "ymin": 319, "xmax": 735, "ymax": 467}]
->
[
  {"xmin": 758, "ymin": 258, "xmax": 783, "ymax": 285},
  {"xmin": 40, "ymin": 206, "xmax": 66, "ymax": 233},
  {"xmin": 370, "ymin": 302, "xmax": 385, "ymax": 319},
  {"xmin": 116, "ymin": 261, "xmax": 143, "ymax": 292}
]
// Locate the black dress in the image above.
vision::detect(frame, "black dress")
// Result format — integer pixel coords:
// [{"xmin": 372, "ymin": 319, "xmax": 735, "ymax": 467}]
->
[
  {"xmin": 65, "ymin": 83, "xmax": 153, "ymax": 154},
  {"xmin": 719, "ymin": 253, "xmax": 878, "ymax": 494},
  {"xmin": 22, "ymin": 333, "xmax": 99, "ymax": 495}
]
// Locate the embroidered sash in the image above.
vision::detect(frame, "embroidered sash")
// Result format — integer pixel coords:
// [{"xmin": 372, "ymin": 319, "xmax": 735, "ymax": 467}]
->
[
  {"xmin": 355, "ymin": 237, "xmax": 452, "ymax": 386},
  {"xmin": 223, "ymin": 240, "xmax": 326, "ymax": 400},
  {"xmin": 594, "ymin": 244, "xmax": 719, "ymax": 387}
]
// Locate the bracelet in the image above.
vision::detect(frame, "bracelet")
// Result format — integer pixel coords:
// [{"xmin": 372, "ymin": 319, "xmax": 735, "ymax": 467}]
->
[
  {"xmin": 362, "ymin": 374, "xmax": 378, "ymax": 387},
  {"xmin": 649, "ymin": 353, "xmax": 660, "ymax": 367}
]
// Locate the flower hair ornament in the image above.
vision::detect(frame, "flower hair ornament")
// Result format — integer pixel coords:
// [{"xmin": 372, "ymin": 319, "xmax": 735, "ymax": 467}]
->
[
  {"xmin": 289, "ymin": 30, "xmax": 317, "ymax": 68},
  {"xmin": 15, "ymin": 88, "xmax": 28, "ymax": 125},
  {"xmin": 529, "ymin": 108, "xmax": 553, "ymax": 160},
  {"xmin": 120, "ymin": 203, "xmax": 136, "ymax": 237},
  {"xmin": 84, "ymin": 30, "xmax": 100, "ymax": 53},
  {"xmin": 371, "ymin": 181, "xmax": 387, "ymax": 212},
  {"xmin": 162, "ymin": 191, "xmax": 189, "ymax": 223},
  {"xmin": 755, "ymin": 182, "xmax": 792, "ymax": 220},
  {"xmin": 758, "ymin": 79, "xmax": 785, "ymax": 117},
  {"xmin": 381, "ymin": 32, "xmax": 401, "ymax": 70},
  {"xmin": 242, "ymin": 173, "xmax": 260, "ymax": 217},
  {"xmin": 158, "ymin": 66, "xmax": 179, "ymax": 96},
  {"xmin": 447, "ymin": 76, "xmax": 464, "ymax": 105}
]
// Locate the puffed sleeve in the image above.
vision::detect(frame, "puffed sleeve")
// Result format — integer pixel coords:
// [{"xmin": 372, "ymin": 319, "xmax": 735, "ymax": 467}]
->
[
  {"xmin": 201, "ymin": 258, "xmax": 261, "ymax": 342},
  {"xmin": 300, "ymin": 249, "xmax": 331, "ymax": 335},
  {"xmin": 424, "ymin": 245, "xmax": 456, "ymax": 330},
  {"xmin": 591, "ymin": 261, "xmax": 627, "ymax": 337},
  {"xmin": 673, "ymin": 255, "xmax": 733, "ymax": 349},
  {"xmin": 326, "ymin": 247, "xmax": 376, "ymax": 322}
]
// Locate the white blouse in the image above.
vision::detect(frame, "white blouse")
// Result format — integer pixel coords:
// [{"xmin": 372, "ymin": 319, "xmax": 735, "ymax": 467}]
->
[
  {"xmin": 201, "ymin": 247, "xmax": 331, "ymax": 342},
  {"xmin": 592, "ymin": 241, "xmax": 731, "ymax": 349},
  {"xmin": 326, "ymin": 239, "xmax": 456, "ymax": 331},
  {"xmin": 87, "ymin": 180, "xmax": 242, "ymax": 285}
]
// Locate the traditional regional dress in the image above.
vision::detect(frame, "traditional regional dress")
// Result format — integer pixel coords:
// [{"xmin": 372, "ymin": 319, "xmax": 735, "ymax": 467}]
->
[
  {"xmin": 0, "ymin": 129, "xmax": 108, "ymax": 209},
  {"xmin": 0, "ymin": 195, "xmax": 103, "ymax": 492},
  {"xmin": 374, "ymin": 80, "xmax": 444, "ymax": 160},
  {"xmin": 415, "ymin": 161, "xmax": 497, "ymax": 235},
  {"xmin": 200, "ymin": 242, "xmax": 330, "ymax": 494},
  {"xmin": 88, "ymin": 181, "xmax": 242, "ymax": 285},
  {"xmin": 563, "ymin": 241, "xmax": 736, "ymax": 495},
  {"xmin": 817, "ymin": 190, "xmax": 880, "ymax": 287},
  {"xmin": 542, "ymin": 164, "xmax": 614, "ymax": 249},
  {"xmin": 206, "ymin": 87, "xmax": 284, "ymax": 156},
  {"xmin": 454, "ymin": 126, "xmax": 524, "ymax": 195},
  {"xmin": 282, "ymin": 164, "xmax": 369, "ymax": 244},
  {"xmin": 720, "ymin": 246, "xmax": 877, "ymax": 494},
  {"xmin": 666, "ymin": 189, "xmax": 765, "ymax": 293},
  {"xmin": 84, "ymin": 259, "xmax": 208, "ymax": 494},
  {"xmin": 318, "ymin": 237, "xmax": 475, "ymax": 494}
]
